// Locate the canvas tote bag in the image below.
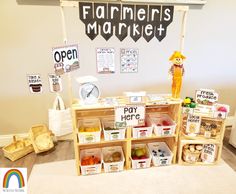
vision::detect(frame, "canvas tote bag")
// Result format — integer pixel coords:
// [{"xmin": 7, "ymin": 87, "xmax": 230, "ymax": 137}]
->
[{"xmin": 48, "ymin": 95, "xmax": 73, "ymax": 136}]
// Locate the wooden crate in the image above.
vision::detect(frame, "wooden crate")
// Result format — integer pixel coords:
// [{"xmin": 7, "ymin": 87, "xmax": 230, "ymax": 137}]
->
[
  {"xmin": 178, "ymin": 139, "xmax": 222, "ymax": 165},
  {"xmin": 2, "ymin": 136, "xmax": 34, "ymax": 161},
  {"xmin": 181, "ymin": 115, "xmax": 225, "ymax": 141}
]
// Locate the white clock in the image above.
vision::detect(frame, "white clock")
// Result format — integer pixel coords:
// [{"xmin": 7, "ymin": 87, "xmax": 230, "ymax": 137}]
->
[{"xmin": 79, "ymin": 82, "xmax": 100, "ymax": 105}]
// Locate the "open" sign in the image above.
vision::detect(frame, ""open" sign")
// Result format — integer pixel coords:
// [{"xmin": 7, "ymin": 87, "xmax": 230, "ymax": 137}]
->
[{"xmin": 52, "ymin": 44, "xmax": 80, "ymax": 75}]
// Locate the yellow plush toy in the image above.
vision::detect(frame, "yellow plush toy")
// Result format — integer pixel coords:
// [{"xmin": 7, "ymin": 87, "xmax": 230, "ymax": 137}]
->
[{"xmin": 169, "ymin": 51, "xmax": 186, "ymax": 99}]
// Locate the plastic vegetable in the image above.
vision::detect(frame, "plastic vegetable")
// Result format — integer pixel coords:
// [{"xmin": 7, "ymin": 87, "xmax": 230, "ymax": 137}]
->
[{"xmin": 169, "ymin": 51, "xmax": 186, "ymax": 99}]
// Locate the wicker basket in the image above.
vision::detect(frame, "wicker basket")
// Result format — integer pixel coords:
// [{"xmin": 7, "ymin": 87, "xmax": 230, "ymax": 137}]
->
[
  {"xmin": 182, "ymin": 149, "xmax": 201, "ymax": 163},
  {"xmin": 2, "ymin": 136, "xmax": 34, "ymax": 161},
  {"xmin": 29, "ymin": 124, "xmax": 54, "ymax": 154}
]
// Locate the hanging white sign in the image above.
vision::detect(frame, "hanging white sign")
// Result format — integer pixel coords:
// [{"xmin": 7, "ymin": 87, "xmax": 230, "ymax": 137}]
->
[
  {"xmin": 115, "ymin": 104, "xmax": 145, "ymax": 127},
  {"xmin": 52, "ymin": 44, "xmax": 79, "ymax": 76},
  {"xmin": 48, "ymin": 74, "xmax": 62, "ymax": 93},
  {"xmin": 27, "ymin": 74, "xmax": 42, "ymax": 94},
  {"xmin": 96, "ymin": 48, "xmax": 115, "ymax": 73}
]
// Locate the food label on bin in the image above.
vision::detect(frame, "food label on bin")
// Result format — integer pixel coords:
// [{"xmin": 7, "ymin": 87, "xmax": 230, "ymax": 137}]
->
[
  {"xmin": 138, "ymin": 130, "xmax": 148, "ymax": 138},
  {"xmin": 110, "ymin": 132, "xmax": 120, "ymax": 141},
  {"xmin": 115, "ymin": 104, "xmax": 145, "ymax": 127},
  {"xmin": 195, "ymin": 89, "xmax": 218, "ymax": 106}
]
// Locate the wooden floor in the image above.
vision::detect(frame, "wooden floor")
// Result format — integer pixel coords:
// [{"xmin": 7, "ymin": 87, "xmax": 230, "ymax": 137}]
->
[{"xmin": 1, "ymin": 129, "xmax": 236, "ymax": 179}]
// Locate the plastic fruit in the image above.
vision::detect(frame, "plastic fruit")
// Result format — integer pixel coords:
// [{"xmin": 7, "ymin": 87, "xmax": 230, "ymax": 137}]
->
[
  {"xmin": 162, "ymin": 120, "xmax": 170, "ymax": 126},
  {"xmin": 135, "ymin": 149, "xmax": 145, "ymax": 157},
  {"xmin": 132, "ymin": 156, "xmax": 139, "ymax": 160},
  {"xmin": 184, "ymin": 98, "xmax": 191, "ymax": 104},
  {"xmin": 81, "ymin": 155, "xmax": 100, "ymax": 166},
  {"xmin": 217, "ymin": 106, "xmax": 227, "ymax": 112},
  {"xmin": 190, "ymin": 102, "xmax": 196, "ymax": 108},
  {"xmin": 140, "ymin": 156, "xmax": 148, "ymax": 159},
  {"xmin": 79, "ymin": 126, "xmax": 100, "ymax": 132}
]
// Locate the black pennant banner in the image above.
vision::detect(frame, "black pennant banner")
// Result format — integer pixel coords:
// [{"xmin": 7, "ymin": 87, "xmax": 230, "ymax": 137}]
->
[{"xmin": 79, "ymin": 2, "xmax": 174, "ymax": 42}]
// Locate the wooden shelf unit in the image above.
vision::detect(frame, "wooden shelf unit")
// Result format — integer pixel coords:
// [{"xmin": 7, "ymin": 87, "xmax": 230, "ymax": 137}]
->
[{"xmin": 72, "ymin": 99, "xmax": 181, "ymax": 175}]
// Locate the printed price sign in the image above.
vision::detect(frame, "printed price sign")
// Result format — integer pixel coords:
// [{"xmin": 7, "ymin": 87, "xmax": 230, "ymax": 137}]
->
[
  {"xmin": 186, "ymin": 114, "xmax": 201, "ymax": 136},
  {"xmin": 48, "ymin": 74, "xmax": 62, "ymax": 92},
  {"xmin": 52, "ymin": 44, "xmax": 79, "ymax": 75},
  {"xmin": 27, "ymin": 74, "xmax": 42, "ymax": 94},
  {"xmin": 115, "ymin": 104, "xmax": 145, "ymax": 127},
  {"xmin": 201, "ymin": 144, "xmax": 217, "ymax": 163},
  {"xmin": 195, "ymin": 89, "xmax": 218, "ymax": 106}
]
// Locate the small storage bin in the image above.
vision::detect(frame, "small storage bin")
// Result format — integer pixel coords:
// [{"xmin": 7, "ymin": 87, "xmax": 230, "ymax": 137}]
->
[
  {"xmin": 148, "ymin": 142, "xmax": 173, "ymax": 166},
  {"xmin": 132, "ymin": 116, "xmax": 153, "ymax": 138},
  {"xmin": 102, "ymin": 146, "xmax": 125, "ymax": 173},
  {"xmin": 77, "ymin": 118, "xmax": 101, "ymax": 144},
  {"xmin": 80, "ymin": 148, "xmax": 102, "ymax": 175},
  {"xmin": 131, "ymin": 144, "xmax": 151, "ymax": 169},
  {"xmin": 102, "ymin": 117, "xmax": 126, "ymax": 141},
  {"xmin": 150, "ymin": 114, "xmax": 176, "ymax": 136}
]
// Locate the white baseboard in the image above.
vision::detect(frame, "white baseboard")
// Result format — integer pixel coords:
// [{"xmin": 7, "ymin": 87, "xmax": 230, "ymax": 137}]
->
[{"xmin": 0, "ymin": 133, "xmax": 29, "ymax": 147}]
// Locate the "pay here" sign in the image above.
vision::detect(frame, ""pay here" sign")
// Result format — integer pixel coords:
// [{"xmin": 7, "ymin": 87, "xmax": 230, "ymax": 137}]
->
[{"xmin": 115, "ymin": 104, "xmax": 145, "ymax": 127}]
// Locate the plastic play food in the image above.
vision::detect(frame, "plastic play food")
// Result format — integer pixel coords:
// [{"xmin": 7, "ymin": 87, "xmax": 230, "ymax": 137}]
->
[
  {"xmin": 104, "ymin": 127, "xmax": 119, "ymax": 131},
  {"xmin": 131, "ymin": 147, "xmax": 148, "ymax": 160},
  {"xmin": 217, "ymin": 106, "xmax": 227, "ymax": 112},
  {"xmin": 104, "ymin": 151, "xmax": 122, "ymax": 163},
  {"xmin": 81, "ymin": 155, "xmax": 101, "ymax": 166},
  {"xmin": 79, "ymin": 126, "xmax": 100, "ymax": 132},
  {"xmin": 182, "ymin": 97, "xmax": 196, "ymax": 108},
  {"xmin": 184, "ymin": 98, "xmax": 191, "ymax": 104}
]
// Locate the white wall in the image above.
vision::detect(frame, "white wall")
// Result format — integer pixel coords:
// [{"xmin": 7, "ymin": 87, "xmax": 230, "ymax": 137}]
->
[{"xmin": 0, "ymin": 0, "xmax": 236, "ymax": 135}]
